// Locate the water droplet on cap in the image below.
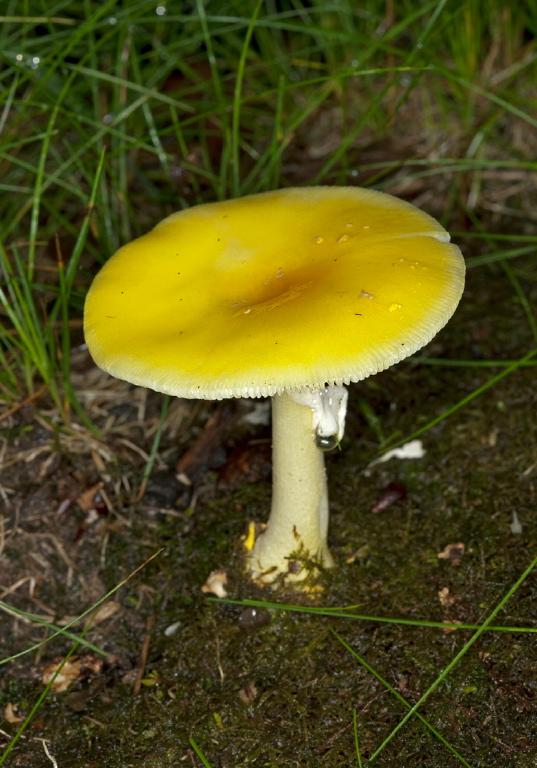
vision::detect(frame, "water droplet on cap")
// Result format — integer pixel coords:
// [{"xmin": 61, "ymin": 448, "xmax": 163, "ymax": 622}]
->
[
  {"xmin": 337, "ymin": 234, "xmax": 349, "ymax": 244},
  {"xmin": 313, "ymin": 235, "xmax": 324, "ymax": 244},
  {"xmin": 388, "ymin": 303, "xmax": 402, "ymax": 312}
]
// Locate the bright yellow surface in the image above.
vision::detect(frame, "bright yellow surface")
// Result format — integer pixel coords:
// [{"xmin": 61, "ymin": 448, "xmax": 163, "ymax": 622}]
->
[{"xmin": 84, "ymin": 187, "xmax": 465, "ymax": 398}]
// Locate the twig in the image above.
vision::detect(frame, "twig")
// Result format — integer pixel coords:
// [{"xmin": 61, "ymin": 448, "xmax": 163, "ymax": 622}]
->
[
  {"xmin": 133, "ymin": 616, "xmax": 154, "ymax": 695},
  {"xmin": 0, "ymin": 385, "xmax": 49, "ymax": 422},
  {"xmin": 41, "ymin": 740, "xmax": 58, "ymax": 767}
]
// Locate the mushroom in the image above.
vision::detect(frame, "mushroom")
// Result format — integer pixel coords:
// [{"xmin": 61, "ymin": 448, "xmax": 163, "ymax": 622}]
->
[{"xmin": 84, "ymin": 186, "xmax": 465, "ymax": 584}]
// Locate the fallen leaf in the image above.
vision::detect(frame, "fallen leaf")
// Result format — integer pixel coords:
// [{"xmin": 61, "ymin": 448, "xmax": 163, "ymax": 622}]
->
[
  {"xmin": 4, "ymin": 702, "xmax": 24, "ymax": 723},
  {"xmin": 366, "ymin": 440, "xmax": 425, "ymax": 471},
  {"xmin": 41, "ymin": 654, "xmax": 104, "ymax": 692},
  {"xmin": 437, "ymin": 542, "xmax": 465, "ymax": 564},
  {"xmin": 371, "ymin": 482, "xmax": 407, "ymax": 513},
  {"xmin": 438, "ymin": 586, "xmax": 456, "ymax": 607},
  {"xmin": 201, "ymin": 569, "xmax": 228, "ymax": 598},
  {"xmin": 218, "ymin": 440, "xmax": 271, "ymax": 489},
  {"xmin": 177, "ymin": 408, "xmax": 235, "ymax": 483},
  {"xmin": 76, "ymin": 482, "xmax": 104, "ymax": 514},
  {"xmin": 85, "ymin": 600, "xmax": 121, "ymax": 626},
  {"xmin": 42, "ymin": 659, "xmax": 83, "ymax": 692}
]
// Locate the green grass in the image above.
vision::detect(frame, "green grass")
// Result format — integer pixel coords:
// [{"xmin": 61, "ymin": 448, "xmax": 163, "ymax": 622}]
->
[
  {"xmin": 1, "ymin": 1, "xmax": 536, "ymax": 409},
  {"xmin": 1, "ymin": 1, "xmax": 537, "ymax": 766}
]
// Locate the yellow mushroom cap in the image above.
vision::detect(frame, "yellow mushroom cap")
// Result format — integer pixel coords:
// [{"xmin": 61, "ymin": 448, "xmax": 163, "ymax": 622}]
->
[{"xmin": 84, "ymin": 186, "xmax": 465, "ymax": 399}]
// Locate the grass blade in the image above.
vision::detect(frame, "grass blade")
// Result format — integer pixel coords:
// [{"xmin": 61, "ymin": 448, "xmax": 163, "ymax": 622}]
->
[{"xmin": 367, "ymin": 554, "xmax": 537, "ymax": 761}]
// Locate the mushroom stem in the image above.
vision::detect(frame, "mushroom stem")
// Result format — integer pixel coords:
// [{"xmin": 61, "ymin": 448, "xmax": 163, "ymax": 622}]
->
[{"xmin": 249, "ymin": 390, "xmax": 335, "ymax": 583}]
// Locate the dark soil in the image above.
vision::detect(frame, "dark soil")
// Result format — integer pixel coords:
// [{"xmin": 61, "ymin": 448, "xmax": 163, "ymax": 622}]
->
[{"xmin": 1, "ymin": 253, "xmax": 537, "ymax": 767}]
